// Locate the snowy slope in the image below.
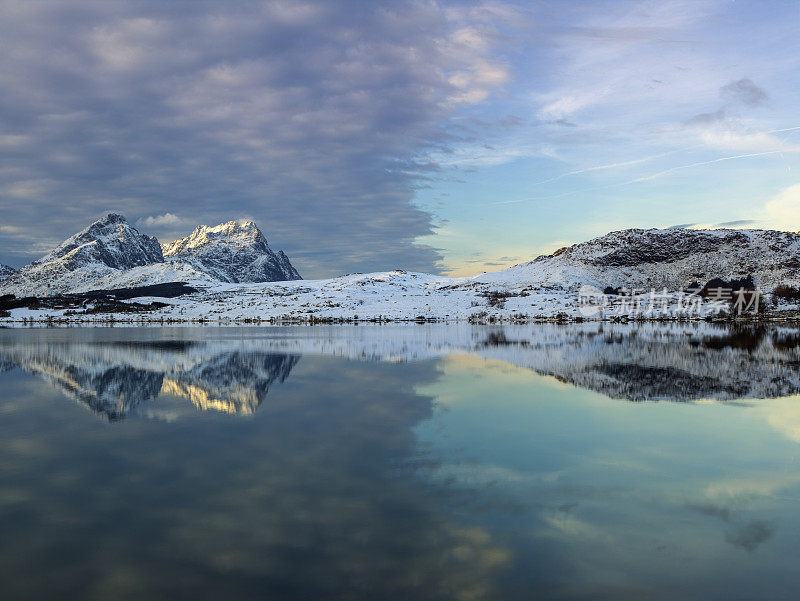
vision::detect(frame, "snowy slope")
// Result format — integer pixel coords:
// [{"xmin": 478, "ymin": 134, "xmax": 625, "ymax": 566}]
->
[
  {"xmin": 478, "ymin": 227, "xmax": 800, "ymax": 290},
  {"xmin": 0, "ymin": 265, "xmax": 15, "ymax": 282},
  {"xmin": 0, "ymin": 213, "xmax": 163, "ymax": 296},
  {"xmin": 4, "ymin": 266, "xmax": 794, "ymax": 324},
  {"xmin": 4, "ymin": 268, "xmax": 740, "ymax": 324},
  {"xmin": 71, "ymin": 260, "xmax": 217, "ymax": 292},
  {"xmin": 162, "ymin": 220, "xmax": 301, "ymax": 283}
]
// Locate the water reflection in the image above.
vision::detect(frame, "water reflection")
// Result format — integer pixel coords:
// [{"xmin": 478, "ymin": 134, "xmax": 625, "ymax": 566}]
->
[
  {"xmin": 0, "ymin": 325, "xmax": 797, "ymax": 600},
  {"xmin": 0, "ymin": 344, "xmax": 511, "ymax": 600},
  {"xmin": 0, "ymin": 335, "xmax": 299, "ymax": 420},
  {"xmin": 1, "ymin": 323, "xmax": 799, "ymax": 420}
]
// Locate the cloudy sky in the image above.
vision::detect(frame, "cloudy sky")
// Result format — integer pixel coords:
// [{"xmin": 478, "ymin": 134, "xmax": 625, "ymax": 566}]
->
[{"xmin": 1, "ymin": 0, "xmax": 798, "ymax": 278}]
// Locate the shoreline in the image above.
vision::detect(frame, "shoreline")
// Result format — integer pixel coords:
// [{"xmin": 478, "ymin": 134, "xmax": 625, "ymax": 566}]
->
[{"xmin": 3, "ymin": 314, "xmax": 799, "ymax": 327}]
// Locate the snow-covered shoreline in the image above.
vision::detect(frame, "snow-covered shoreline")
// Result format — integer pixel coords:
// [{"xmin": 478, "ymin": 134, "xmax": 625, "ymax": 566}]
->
[{"xmin": 3, "ymin": 269, "xmax": 799, "ymax": 325}]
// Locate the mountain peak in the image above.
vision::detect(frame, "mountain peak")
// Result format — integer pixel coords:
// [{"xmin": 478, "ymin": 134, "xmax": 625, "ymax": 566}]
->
[
  {"xmin": 100, "ymin": 212, "xmax": 127, "ymax": 224},
  {"xmin": 162, "ymin": 219, "xmax": 300, "ymax": 283},
  {"xmin": 177, "ymin": 220, "xmax": 267, "ymax": 252},
  {"xmin": 75, "ymin": 213, "xmax": 129, "ymax": 235},
  {"xmin": 0, "ymin": 213, "xmax": 163, "ymax": 296},
  {"xmin": 0, "ymin": 214, "xmax": 301, "ymax": 295}
]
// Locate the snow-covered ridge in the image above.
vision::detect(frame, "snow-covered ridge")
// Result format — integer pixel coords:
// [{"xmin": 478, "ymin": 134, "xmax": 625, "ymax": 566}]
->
[
  {"xmin": 2, "ymin": 221, "xmax": 799, "ymax": 322},
  {"xmin": 162, "ymin": 219, "xmax": 266, "ymax": 255},
  {"xmin": 479, "ymin": 227, "xmax": 800, "ymax": 291}
]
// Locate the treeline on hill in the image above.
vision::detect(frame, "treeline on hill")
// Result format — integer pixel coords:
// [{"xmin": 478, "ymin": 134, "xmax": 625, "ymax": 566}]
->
[
  {"xmin": 773, "ymin": 285, "xmax": 800, "ymax": 302},
  {"xmin": 0, "ymin": 283, "xmax": 197, "ymax": 317},
  {"xmin": 601, "ymin": 276, "xmax": 800, "ymax": 311},
  {"xmin": 602, "ymin": 276, "xmax": 758, "ymax": 297}
]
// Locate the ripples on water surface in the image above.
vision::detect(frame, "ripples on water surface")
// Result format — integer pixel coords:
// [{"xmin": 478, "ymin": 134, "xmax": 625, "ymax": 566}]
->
[{"xmin": 0, "ymin": 324, "xmax": 798, "ymax": 601}]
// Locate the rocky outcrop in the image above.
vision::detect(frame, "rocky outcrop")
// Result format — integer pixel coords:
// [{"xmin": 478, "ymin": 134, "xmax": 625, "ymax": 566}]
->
[{"xmin": 0, "ymin": 265, "xmax": 16, "ymax": 282}]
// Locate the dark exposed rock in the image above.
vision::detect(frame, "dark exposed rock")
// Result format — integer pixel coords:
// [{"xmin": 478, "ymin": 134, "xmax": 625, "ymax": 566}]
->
[{"xmin": 0, "ymin": 265, "xmax": 16, "ymax": 282}]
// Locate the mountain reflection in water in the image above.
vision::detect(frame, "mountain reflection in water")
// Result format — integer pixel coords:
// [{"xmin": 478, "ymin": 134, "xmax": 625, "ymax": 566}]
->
[
  {"xmin": 0, "ymin": 324, "xmax": 798, "ymax": 601},
  {"xmin": 1, "ymin": 323, "xmax": 799, "ymax": 419}
]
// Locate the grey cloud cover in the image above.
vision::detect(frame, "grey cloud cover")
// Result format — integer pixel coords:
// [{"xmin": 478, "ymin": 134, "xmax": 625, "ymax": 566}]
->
[
  {"xmin": 720, "ymin": 77, "xmax": 768, "ymax": 107},
  {"xmin": 0, "ymin": 0, "xmax": 513, "ymax": 277},
  {"xmin": 683, "ymin": 108, "xmax": 726, "ymax": 127}
]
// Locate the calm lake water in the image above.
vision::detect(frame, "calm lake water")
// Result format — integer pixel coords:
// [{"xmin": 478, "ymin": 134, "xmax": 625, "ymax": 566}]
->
[{"xmin": 0, "ymin": 324, "xmax": 798, "ymax": 601}]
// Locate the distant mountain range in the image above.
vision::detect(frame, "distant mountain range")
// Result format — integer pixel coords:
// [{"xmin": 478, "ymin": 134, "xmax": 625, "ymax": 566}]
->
[
  {"xmin": 1, "ymin": 215, "xmax": 799, "ymax": 314},
  {"xmin": 0, "ymin": 214, "xmax": 301, "ymax": 296}
]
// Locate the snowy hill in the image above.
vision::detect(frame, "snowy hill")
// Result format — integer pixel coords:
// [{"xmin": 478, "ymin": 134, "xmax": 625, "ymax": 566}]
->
[
  {"xmin": 162, "ymin": 220, "xmax": 301, "ymax": 283},
  {"xmin": 478, "ymin": 227, "xmax": 800, "ymax": 291},
  {"xmin": 0, "ymin": 214, "xmax": 163, "ymax": 296},
  {"xmin": 0, "ymin": 265, "xmax": 15, "ymax": 282}
]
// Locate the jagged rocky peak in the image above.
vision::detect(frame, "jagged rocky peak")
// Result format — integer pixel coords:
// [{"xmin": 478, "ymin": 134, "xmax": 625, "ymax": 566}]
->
[
  {"xmin": 35, "ymin": 212, "xmax": 162, "ymax": 270},
  {"xmin": 0, "ymin": 213, "xmax": 164, "ymax": 296},
  {"xmin": 0, "ymin": 265, "xmax": 16, "ymax": 283},
  {"xmin": 163, "ymin": 220, "xmax": 266, "ymax": 254},
  {"xmin": 162, "ymin": 219, "xmax": 301, "ymax": 283}
]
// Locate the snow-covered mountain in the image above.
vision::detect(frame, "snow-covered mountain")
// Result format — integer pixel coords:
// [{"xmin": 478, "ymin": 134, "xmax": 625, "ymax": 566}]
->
[
  {"xmin": 0, "ymin": 215, "xmax": 302, "ymax": 295},
  {"xmin": 478, "ymin": 227, "xmax": 800, "ymax": 290},
  {"xmin": 0, "ymin": 213, "xmax": 163, "ymax": 296},
  {"xmin": 0, "ymin": 265, "xmax": 15, "ymax": 282},
  {"xmin": 162, "ymin": 220, "xmax": 301, "ymax": 283}
]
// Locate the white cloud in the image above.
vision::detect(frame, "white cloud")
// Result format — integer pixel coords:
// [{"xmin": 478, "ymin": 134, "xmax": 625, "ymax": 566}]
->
[
  {"xmin": 537, "ymin": 89, "xmax": 611, "ymax": 122},
  {"xmin": 137, "ymin": 212, "xmax": 183, "ymax": 228},
  {"xmin": 763, "ymin": 183, "xmax": 800, "ymax": 231},
  {"xmin": 696, "ymin": 121, "xmax": 800, "ymax": 153},
  {"xmin": 759, "ymin": 396, "xmax": 800, "ymax": 444},
  {"xmin": 2, "ymin": 179, "xmax": 54, "ymax": 199}
]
